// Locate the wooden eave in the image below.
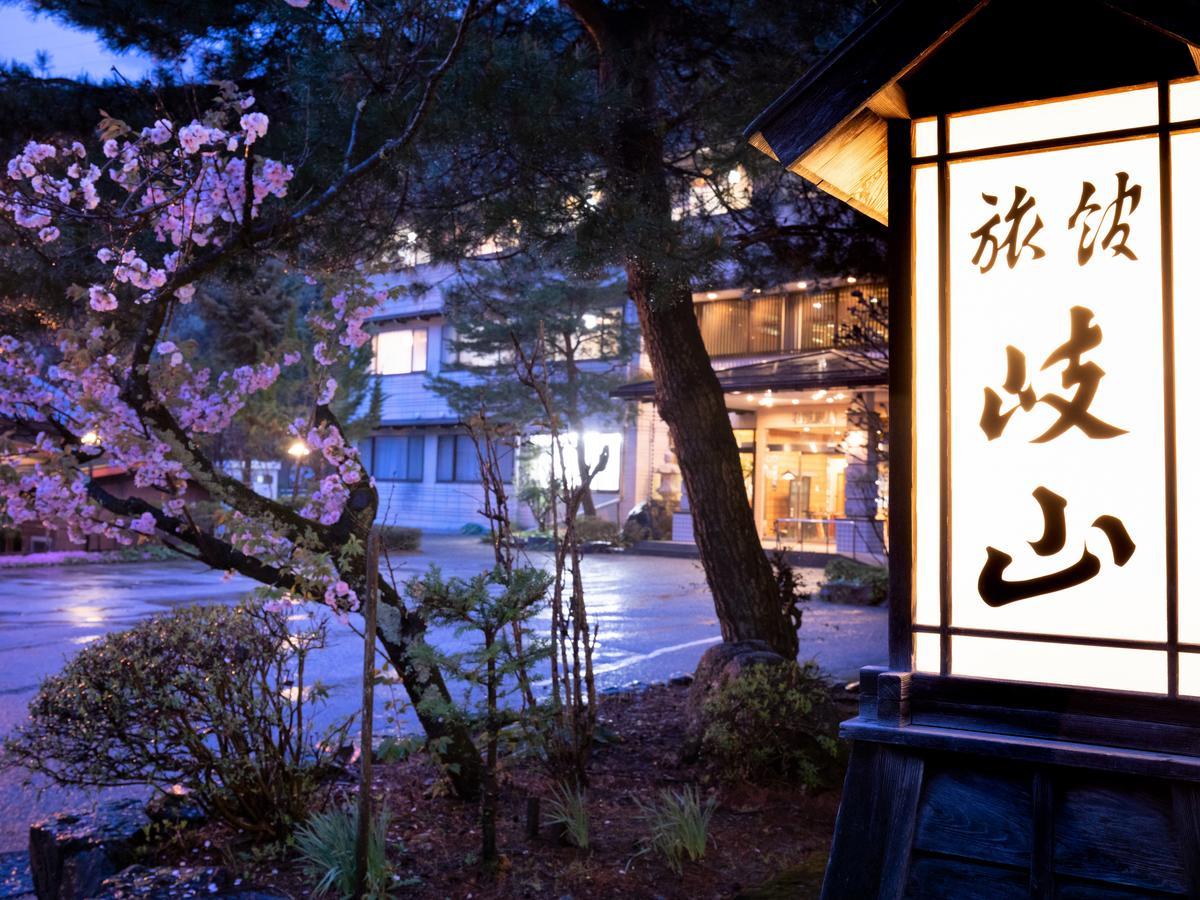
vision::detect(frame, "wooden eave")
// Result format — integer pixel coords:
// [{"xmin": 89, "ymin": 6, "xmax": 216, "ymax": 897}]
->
[{"xmin": 746, "ymin": 0, "xmax": 1200, "ymax": 225}]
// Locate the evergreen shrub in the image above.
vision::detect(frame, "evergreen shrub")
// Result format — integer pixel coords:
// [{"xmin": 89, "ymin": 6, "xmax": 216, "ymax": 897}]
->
[
  {"xmin": 699, "ymin": 661, "xmax": 839, "ymax": 787},
  {"xmin": 4, "ymin": 602, "xmax": 349, "ymax": 837}
]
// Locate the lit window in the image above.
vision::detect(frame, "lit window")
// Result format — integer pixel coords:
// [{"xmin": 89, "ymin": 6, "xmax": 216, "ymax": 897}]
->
[
  {"xmin": 577, "ymin": 309, "xmax": 625, "ymax": 360},
  {"xmin": 393, "ymin": 230, "xmax": 430, "ymax": 269},
  {"xmin": 373, "ymin": 328, "xmax": 429, "ymax": 375},
  {"xmin": 527, "ymin": 432, "xmax": 621, "ymax": 493},
  {"xmin": 674, "ymin": 165, "xmax": 753, "ymax": 220}
]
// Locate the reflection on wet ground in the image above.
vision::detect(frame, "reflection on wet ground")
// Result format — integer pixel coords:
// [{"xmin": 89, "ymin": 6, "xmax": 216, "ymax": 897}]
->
[{"xmin": 0, "ymin": 535, "xmax": 886, "ymax": 851}]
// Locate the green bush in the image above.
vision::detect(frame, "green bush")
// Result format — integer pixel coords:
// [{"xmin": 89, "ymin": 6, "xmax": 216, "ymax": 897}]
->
[
  {"xmin": 294, "ymin": 806, "xmax": 395, "ymax": 899},
  {"xmin": 573, "ymin": 514, "xmax": 619, "ymax": 544},
  {"xmin": 4, "ymin": 602, "xmax": 350, "ymax": 837},
  {"xmin": 700, "ymin": 661, "xmax": 839, "ymax": 787},
  {"xmin": 823, "ymin": 557, "xmax": 888, "ymax": 604},
  {"xmin": 378, "ymin": 525, "xmax": 421, "ymax": 552}
]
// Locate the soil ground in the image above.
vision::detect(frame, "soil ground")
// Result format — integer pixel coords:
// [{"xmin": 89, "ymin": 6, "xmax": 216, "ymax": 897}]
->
[{"xmin": 164, "ymin": 683, "xmax": 844, "ymax": 899}]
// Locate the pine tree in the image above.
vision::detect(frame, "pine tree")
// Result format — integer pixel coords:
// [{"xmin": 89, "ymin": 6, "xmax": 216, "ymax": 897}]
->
[{"xmin": 431, "ymin": 254, "xmax": 633, "ymax": 516}]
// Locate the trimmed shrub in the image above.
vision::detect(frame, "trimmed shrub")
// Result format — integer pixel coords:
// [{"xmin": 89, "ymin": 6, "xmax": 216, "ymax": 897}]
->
[
  {"xmin": 823, "ymin": 557, "xmax": 888, "ymax": 604},
  {"xmin": 699, "ymin": 661, "xmax": 839, "ymax": 787},
  {"xmin": 574, "ymin": 514, "xmax": 619, "ymax": 544},
  {"xmin": 4, "ymin": 602, "xmax": 350, "ymax": 838},
  {"xmin": 378, "ymin": 524, "xmax": 421, "ymax": 552}
]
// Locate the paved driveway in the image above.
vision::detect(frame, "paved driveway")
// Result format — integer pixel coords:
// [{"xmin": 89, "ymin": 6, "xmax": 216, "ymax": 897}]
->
[{"xmin": 0, "ymin": 536, "xmax": 886, "ymax": 851}]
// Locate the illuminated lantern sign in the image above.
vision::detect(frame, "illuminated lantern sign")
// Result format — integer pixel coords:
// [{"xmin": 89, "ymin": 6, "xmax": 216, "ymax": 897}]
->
[
  {"xmin": 748, "ymin": 3, "xmax": 1200, "ymax": 896},
  {"xmin": 910, "ymin": 82, "xmax": 1200, "ymax": 695}
]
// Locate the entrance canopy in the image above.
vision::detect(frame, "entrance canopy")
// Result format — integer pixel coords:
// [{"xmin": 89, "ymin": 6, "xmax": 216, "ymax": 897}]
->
[
  {"xmin": 611, "ymin": 348, "xmax": 886, "ymax": 402},
  {"xmin": 743, "ymin": 0, "xmax": 1200, "ymax": 224}
]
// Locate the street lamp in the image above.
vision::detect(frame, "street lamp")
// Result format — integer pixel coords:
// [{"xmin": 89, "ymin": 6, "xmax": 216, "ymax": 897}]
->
[
  {"xmin": 288, "ymin": 440, "xmax": 310, "ymax": 503},
  {"xmin": 747, "ymin": 1, "xmax": 1200, "ymax": 895}
]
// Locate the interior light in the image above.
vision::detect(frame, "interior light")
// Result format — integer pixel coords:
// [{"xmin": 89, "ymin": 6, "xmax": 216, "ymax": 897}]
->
[
  {"xmin": 706, "ymin": 291, "xmax": 719, "ymax": 300},
  {"xmin": 812, "ymin": 301, "xmax": 823, "ymax": 310}
]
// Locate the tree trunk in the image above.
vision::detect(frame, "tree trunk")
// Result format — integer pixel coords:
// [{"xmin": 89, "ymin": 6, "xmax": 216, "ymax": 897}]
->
[
  {"xmin": 628, "ymin": 275, "xmax": 797, "ymax": 659},
  {"xmin": 563, "ymin": 338, "xmax": 597, "ymax": 516},
  {"xmin": 374, "ymin": 605, "xmax": 484, "ymax": 801},
  {"xmin": 563, "ymin": 1, "xmax": 798, "ymax": 659},
  {"xmin": 572, "ymin": 427, "xmax": 596, "ymax": 517}
]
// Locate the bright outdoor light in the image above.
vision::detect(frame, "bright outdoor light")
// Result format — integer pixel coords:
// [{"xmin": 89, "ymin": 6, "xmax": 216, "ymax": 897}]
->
[
  {"xmin": 287, "ymin": 440, "xmax": 310, "ymax": 458},
  {"xmin": 911, "ymin": 81, "xmax": 1200, "ymax": 695},
  {"xmin": 80, "ymin": 431, "xmax": 99, "ymax": 446}
]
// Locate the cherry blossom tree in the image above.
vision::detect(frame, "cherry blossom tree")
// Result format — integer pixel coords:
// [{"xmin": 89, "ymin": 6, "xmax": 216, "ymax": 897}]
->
[{"xmin": 0, "ymin": 3, "xmax": 487, "ymax": 799}]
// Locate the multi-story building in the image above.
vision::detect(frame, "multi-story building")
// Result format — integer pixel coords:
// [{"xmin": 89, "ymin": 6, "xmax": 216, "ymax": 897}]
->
[{"xmin": 362, "ymin": 261, "xmax": 889, "ymax": 558}]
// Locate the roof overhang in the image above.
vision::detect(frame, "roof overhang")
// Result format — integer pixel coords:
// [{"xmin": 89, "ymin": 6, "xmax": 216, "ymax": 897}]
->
[
  {"xmin": 612, "ymin": 350, "xmax": 887, "ymax": 402},
  {"xmin": 745, "ymin": 0, "xmax": 1200, "ymax": 225}
]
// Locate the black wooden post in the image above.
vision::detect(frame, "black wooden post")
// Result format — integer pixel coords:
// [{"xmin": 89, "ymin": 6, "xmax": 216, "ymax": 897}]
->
[{"xmin": 354, "ymin": 527, "xmax": 380, "ymax": 899}]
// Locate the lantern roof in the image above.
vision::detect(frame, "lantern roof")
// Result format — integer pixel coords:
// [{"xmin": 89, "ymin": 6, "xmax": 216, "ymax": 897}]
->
[{"xmin": 745, "ymin": 0, "xmax": 1200, "ymax": 225}]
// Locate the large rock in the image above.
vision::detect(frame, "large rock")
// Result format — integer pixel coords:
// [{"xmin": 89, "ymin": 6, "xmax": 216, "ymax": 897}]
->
[
  {"xmin": 29, "ymin": 799, "xmax": 150, "ymax": 900},
  {"xmin": 681, "ymin": 640, "xmax": 787, "ymax": 761},
  {"xmin": 621, "ymin": 499, "xmax": 674, "ymax": 542},
  {"xmin": 143, "ymin": 790, "xmax": 206, "ymax": 829}
]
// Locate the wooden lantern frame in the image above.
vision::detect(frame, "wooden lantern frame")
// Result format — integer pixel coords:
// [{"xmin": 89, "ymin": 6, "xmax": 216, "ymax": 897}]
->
[
  {"xmin": 747, "ymin": 3, "xmax": 1200, "ymax": 896},
  {"xmin": 867, "ymin": 79, "xmax": 1200, "ymax": 762}
]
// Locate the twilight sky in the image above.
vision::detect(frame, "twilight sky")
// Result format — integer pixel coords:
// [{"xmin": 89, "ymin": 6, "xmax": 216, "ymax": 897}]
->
[{"xmin": 0, "ymin": 1, "xmax": 157, "ymax": 80}]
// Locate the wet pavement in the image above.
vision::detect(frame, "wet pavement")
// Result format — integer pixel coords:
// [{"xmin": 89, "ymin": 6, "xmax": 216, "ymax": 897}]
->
[{"xmin": 0, "ymin": 535, "xmax": 886, "ymax": 852}]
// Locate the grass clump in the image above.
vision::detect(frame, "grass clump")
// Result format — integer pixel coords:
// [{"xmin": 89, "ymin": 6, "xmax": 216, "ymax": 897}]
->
[
  {"xmin": 545, "ymin": 783, "xmax": 590, "ymax": 850},
  {"xmin": 637, "ymin": 786, "xmax": 717, "ymax": 874},
  {"xmin": 294, "ymin": 806, "xmax": 395, "ymax": 899}
]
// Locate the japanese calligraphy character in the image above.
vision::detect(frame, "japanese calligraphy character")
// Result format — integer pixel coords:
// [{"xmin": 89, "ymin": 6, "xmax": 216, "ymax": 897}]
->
[
  {"xmin": 980, "ymin": 306, "xmax": 1128, "ymax": 443},
  {"xmin": 978, "ymin": 486, "xmax": 1136, "ymax": 607},
  {"xmin": 1067, "ymin": 172, "xmax": 1142, "ymax": 264},
  {"xmin": 971, "ymin": 186, "xmax": 1046, "ymax": 273}
]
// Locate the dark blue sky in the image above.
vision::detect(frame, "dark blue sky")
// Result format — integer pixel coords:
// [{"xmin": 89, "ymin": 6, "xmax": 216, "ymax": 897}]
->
[{"xmin": 0, "ymin": 1, "xmax": 157, "ymax": 80}]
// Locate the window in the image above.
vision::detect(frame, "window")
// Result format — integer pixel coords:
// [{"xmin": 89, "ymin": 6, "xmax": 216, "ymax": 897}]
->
[
  {"xmin": 695, "ymin": 284, "xmax": 888, "ymax": 357},
  {"xmin": 526, "ymin": 432, "xmax": 622, "ymax": 493},
  {"xmin": 695, "ymin": 299, "xmax": 750, "ymax": 356},
  {"xmin": 442, "ymin": 326, "xmax": 511, "ymax": 369},
  {"xmin": 363, "ymin": 435, "xmax": 424, "ymax": 482},
  {"xmin": 673, "ymin": 165, "xmax": 752, "ymax": 220},
  {"xmin": 576, "ymin": 309, "xmax": 626, "ymax": 361},
  {"xmin": 373, "ymin": 328, "xmax": 428, "ymax": 375},
  {"xmin": 392, "ymin": 230, "xmax": 430, "ymax": 269},
  {"xmin": 436, "ymin": 434, "xmax": 514, "ymax": 483}
]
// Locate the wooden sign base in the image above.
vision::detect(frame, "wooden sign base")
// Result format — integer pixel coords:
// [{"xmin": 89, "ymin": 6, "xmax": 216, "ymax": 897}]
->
[{"xmin": 822, "ymin": 669, "xmax": 1200, "ymax": 898}]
